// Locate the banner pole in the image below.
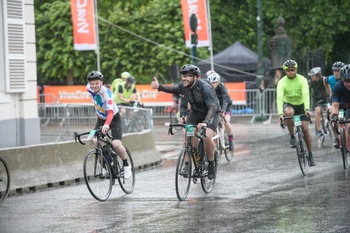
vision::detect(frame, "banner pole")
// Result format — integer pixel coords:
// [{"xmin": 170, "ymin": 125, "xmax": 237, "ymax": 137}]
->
[
  {"xmin": 206, "ymin": 0, "xmax": 214, "ymax": 71},
  {"xmin": 93, "ymin": 0, "xmax": 100, "ymax": 71}
]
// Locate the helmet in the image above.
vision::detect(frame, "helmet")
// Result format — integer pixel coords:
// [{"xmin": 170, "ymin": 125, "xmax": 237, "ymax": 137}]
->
[
  {"xmin": 121, "ymin": 71, "xmax": 130, "ymax": 79},
  {"xmin": 179, "ymin": 64, "xmax": 201, "ymax": 75},
  {"xmin": 206, "ymin": 70, "xmax": 214, "ymax": 76},
  {"xmin": 207, "ymin": 72, "xmax": 220, "ymax": 83},
  {"xmin": 126, "ymin": 76, "xmax": 135, "ymax": 84},
  {"xmin": 308, "ymin": 67, "xmax": 321, "ymax": 76},
  {"xmin": 340, "ymin": 64, "xmax": 350, "ymax": 81},
  {"xmin": 87, "ymin": 71, "xmax": 103, "ymax": 81},
  {"xmin": 283, "ymin": 60, "xmax": 298, "ymax": 70},
  {"xmin": 332, "ymin": 61, "xmax": 345, "ymax": 70}
]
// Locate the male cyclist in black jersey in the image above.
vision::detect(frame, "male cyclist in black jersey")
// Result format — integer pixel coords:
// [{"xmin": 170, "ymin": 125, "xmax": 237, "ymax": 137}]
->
[
  {"xmin": 151, "ymin": 64, "xmax": 220, "ymax": 179},
  {"xmin": 277, "ymin": 60, "xmax": 315, "ymax": 166},
  {"xmin": 331, "ymin": 64, "xmax": 350, "ymax": 149},
  {"xmin": 86, "ymin": 71, "xmax": 132, "ymax": 179},
  {"xmin": 206, "ymin": 71, "xmax": 235, "ymax": 151}
]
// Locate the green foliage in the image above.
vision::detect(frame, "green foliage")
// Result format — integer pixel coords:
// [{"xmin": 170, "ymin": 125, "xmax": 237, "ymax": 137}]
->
[{"xmin": 35, "ymin": 0, "xmax": 350, "ymax": 85}]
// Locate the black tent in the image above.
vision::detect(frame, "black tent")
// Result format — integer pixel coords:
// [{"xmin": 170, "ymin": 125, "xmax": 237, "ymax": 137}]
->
[{"xmin": 196, "ymin": 41, "xmax": 271, "ymax": 83}]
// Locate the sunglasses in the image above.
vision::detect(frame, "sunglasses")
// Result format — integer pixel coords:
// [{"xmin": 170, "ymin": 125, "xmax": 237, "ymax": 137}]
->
[{"xmin": 285, "ymin": 68, "xmax": 296, "ymax": 73}]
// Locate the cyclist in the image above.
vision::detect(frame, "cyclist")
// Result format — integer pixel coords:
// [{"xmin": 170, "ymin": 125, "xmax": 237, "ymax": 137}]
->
[
  {"xmin": 307, "ymin": 67, "xmax": 330, "ymax": 140},
  {"xmin": 331, "ymin": 64, "xmax": 350, "ymax": 149},
  {"xmin": 325, "ymin": 61, "xmax": 345, "ymax": 147},
  {"xmin": 277, "ymin": 60, "xmax": 315, "ymax": 166},
  {"xmin": 111, "ymin": 71, "xmax": 130, "ymax": 93},
  {"xmin": 86, "ymin": 71, "xmax": 132, "ymax": 179},
  {"xmin": 206, "ymin": 71, "xmax": 235, "ymax": 151},
  {"xmin": 151, "ymin": 64, "xmax": 220, "ymax": 179},
  {"xmin": 114, "ymin": 76, "xmax": 140, "ymax": 125}
]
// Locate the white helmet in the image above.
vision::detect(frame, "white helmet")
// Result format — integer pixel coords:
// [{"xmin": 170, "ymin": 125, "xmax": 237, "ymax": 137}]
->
[
  {"xmin": 207, "ymin": 72, "xmax": 220, "ymax": 83},
  {"xmin": 308, "ymin": 67, "xmax": 321, "ymax": 76}
]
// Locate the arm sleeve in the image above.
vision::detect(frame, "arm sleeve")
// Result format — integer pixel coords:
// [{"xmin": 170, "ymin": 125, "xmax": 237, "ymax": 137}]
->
[
  {"xmin": 276, "ymin": 79, "xmax": 284, "ymax": 115},
  {"xmin": 219, "ymin": 84, "xmax": 231, "ymax": 111},
  {"xmin": 105, "ymin": 110, "xmax": 114, "ymax": 126},
  {"xmin": 158, "ymin": 84, "xmax": 181, "ymax": 95},
  {"xmin": 202, "ymin": 83, "xmax": 218, "ymax": 124},
  {"xmin": 302, "ymin": 77, "xmax": 310, "ymax": 110}
]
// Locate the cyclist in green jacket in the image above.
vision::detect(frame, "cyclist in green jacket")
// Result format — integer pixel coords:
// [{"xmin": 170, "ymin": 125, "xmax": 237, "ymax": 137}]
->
[{"xmin": 277, "ymin": 60, "xmax": 315, "ymax": 166}]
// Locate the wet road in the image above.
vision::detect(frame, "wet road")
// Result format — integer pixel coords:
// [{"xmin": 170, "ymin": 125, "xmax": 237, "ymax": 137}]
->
[{"xmin": 1, "ymin": 120, "xmax": 350, "ymax": 232}]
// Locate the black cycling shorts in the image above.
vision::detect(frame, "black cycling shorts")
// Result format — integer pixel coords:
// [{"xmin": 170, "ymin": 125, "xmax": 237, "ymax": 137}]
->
[
  {"xmin": 186, "ymin": 110, "xmax": 220, "ymax": 132},
  {"xmin": 283, "ymin": 102, "xmax": 308, "ymax": 121},
  {"xmin": 94, "ymin": 112, "xmax": 123, "ymax": 140}
]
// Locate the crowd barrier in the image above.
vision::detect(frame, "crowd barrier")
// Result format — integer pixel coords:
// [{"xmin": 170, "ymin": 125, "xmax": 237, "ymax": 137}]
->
[{"xmin": 0, "ymin": 129, "xmax": 162, "ymax": 195}]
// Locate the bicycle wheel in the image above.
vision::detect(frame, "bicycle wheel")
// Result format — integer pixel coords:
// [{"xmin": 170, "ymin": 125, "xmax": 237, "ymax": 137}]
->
[
  {"xmin": 224, "ymin": 134, "xmax": 234, "ymax": 162},
  {"xmin": 215, "ymin": 136, "xmax": 222, "ymax": 164},
  {"xmin": 200, "ymin": 141, "xmax": 216, "ymax": 194},
  {"xmin": 324, "ymin": 119, "xmax": 334, "ymax": 142},
  {"xmin": 116, "ymin": 147, "xmax": 135, "ymax": 194},
  {"xmin": 83, "ymin": 151, "xmax": 113, "ymax": 201},
  {"xmin": 340, "ymin": 127, "xmax": 349, "ymax": 169},
  {"xmin": 175, "ymin": 148, "xmax": 191, "ymax": 201},
  {"xmin": 0, "ymin": 156, "xmax": 10, "ymax": 207},
  {"xmin": 296, "ymin": 133, "xmax": 309, "ymax": 176}
]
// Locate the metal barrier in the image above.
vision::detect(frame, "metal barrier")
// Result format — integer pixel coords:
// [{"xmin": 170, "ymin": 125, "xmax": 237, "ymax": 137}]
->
[{"xmin": 38, "ymin": 103, "xmax": 153, "ymax": 142}]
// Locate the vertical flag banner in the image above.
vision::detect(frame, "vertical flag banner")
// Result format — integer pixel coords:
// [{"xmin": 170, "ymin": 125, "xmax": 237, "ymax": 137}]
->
[
  {"xmin": 70, "ymin": 0, "xmax": 96, "ymax": 50},
  {"xmin": 181, "ymin": 0, "xmax": 209, "ymax": 48}
]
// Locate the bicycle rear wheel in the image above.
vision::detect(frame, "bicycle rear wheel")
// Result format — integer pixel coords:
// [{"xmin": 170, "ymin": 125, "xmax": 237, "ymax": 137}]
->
[
  {"xmin": 200, "ymin": 141, "xmax": 216, "ymax": 194},
  {"xmin": 340, "ymin": 127, "xmax": 349, "ymax": 169},
  {"xmin": 296, "ymin": 133, "xmax": 309, "ymax": 176},
  {"xmin": 0, "ymin": 156, "xmax": 10, "ymax": 207},
  {"xmin": 116, "ymin": 147, "xmax": 135, "ymax": 194},
  {"xmin": 175, "ymin": 148, "xmax": 191, "ymax": 201},
  {"xmin": 224, "ymin": 134, "xmax": 234, "ymax": 162},
  {"xmin": 83, "ymin": 151, "xmax": 113, "ymax": 201}
]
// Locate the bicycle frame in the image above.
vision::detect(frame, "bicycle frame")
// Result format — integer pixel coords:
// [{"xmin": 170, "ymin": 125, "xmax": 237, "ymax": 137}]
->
[{"xmin": 332, "ymin": 116, "xmax": 350, "ymax": 169}]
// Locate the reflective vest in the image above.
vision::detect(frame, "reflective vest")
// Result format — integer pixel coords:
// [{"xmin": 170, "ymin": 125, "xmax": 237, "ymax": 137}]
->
[{"xmin": 114, "ymin": 82, "xmax": 135, "ymax": 104}]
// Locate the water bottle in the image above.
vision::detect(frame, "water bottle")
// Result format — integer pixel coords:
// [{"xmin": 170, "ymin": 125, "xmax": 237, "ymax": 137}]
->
[{"xmin": 133, "ymin": 101, "xmax": 139, "ymax": 112}]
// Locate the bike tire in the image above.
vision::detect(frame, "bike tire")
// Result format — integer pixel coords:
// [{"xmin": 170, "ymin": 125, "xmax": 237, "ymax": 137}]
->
[
  {"xmin": 296, "ymin": 133, "xmax": 309, "ymax": 176},
  {"xmin": 200, "ymin": 141, "xmax": 216, "ymax": 194},
  {"xmin": 117, "ymin": 147, "xmax": 135, "ymax": 194},
  {"xmin": 175, "ymin": 148, "xmax": 191, "ymax": 201},
  {"xmin": 0, "ymin": 156, "xmax": 10, "ymax": 207},
  {"xmin": 83, "ymin": 151, "xmax": 113, "ymax": 201},
  {"xmin": 224, "ymin": 134, "xmax": 234, "ymax": 162},
  {"xmin": 325, "ymin": 119, "xmax": 334, "ymax": 142},
  {"xmin": 340, "ymin": 127, "xmax": 349, "ymax": 169}
]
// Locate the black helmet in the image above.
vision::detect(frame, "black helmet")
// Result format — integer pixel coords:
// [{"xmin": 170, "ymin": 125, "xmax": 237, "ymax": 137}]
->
[
  {"xmin": 332, "ymin": 61, "xmax": 345, "ymax": 70},
  {"xmin": 179, "ymin": 64, "xmax": 201, "ymax": 75},
  {"xmin": 126, "ymin": 76, "xmax": 135, "ymax": 84},
  {"xmin": 340, "ymin": 64, "xmax": 350, "ymax": 81},
  {"xmin": 87, "ymin": 71, "xmax": 103, "ymax": 81},
  {"xmin": 283, "ymin": 60, "xmax": 298, "ymax": 70}
]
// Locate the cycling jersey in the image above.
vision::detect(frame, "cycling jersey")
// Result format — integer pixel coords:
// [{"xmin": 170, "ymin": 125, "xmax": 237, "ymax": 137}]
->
[
  {"xmin": 87, "ymin": 84, "xmax": 119, "ymax": 121},
  {"xmin": 214, "ymin": 82, "xmax": 233, "ymax": 112},
  {"xmin": 276, "ymin": 74, "xmax": 310, "ymax": 115},
  {"xmin": 308, "ymin": 76, "xmax": 329, "ymax": 104},
  {"xmin": 326, "ymin": 75, "xmax": 338, "ymax": 91},
  {"xmin": 158, "ymin": 79, "xmax": 220, "ymax": 125},
  {"xmin": 332, "ymin": 81, "xmax": 350, "ymax": 109},
  {"xmin": 114, "ymin": 83, "xmax": 137, "ymax": 104}
]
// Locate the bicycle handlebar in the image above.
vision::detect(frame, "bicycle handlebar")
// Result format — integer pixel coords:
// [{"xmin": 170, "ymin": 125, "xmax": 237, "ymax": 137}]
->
[
  {"xmin": 168, "ymin": 123, "xmax": 207, "ymax": 138},
  {"xmin": 280, "ymin": 114, "xmax": 312, "ymax": 129},
  {"xmin": 74, "ymin": 128, "xmax": 113, "ymax": 146},
  {"xmin": 331, "ymin": 118, "xmax": 350, "ymax": 134}
]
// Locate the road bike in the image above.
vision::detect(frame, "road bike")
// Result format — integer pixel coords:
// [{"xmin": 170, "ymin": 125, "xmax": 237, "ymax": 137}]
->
[
  {"xmin": 332, "ymin": 110, "xmax": 350, "ymax": 169},
  {"xmin": 75, "ymin": 128, "xmax": 135, "ymax": 201},
  {"xmin": 281, "ymin": 114, "xmax": 312, "ymax": 176},
  {"xmin": 0, "ymin": 156, "xmax": 10, "ymax": 207},
  {"xmin": 212, "ymin": 117, "xmax": 234, "ymax": 163},
  {"xmin": 168, "ymin": 123, "xmax": 218, "ymax": 201},
  {"xmin": 316, "ymin": 102, "xmax": 333, "ymax": 145}
]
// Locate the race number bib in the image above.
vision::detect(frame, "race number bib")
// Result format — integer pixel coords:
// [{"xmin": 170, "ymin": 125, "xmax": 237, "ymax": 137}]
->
[
  {"xmin": 185, "ymin": 125, "xmax": 195, "ymax": 137},
  {"xmin": 293, "ymin": 115, "xmax": 302, "ymax": 126}
]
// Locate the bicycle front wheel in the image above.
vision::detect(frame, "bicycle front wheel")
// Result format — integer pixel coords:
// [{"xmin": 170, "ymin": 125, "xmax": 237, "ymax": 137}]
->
[
  {"xmin": 296, "ymin": 133, "xmax": 309, "ymax": 176},
  {"xmin": 325, "ymin": 119, "xmax": 334, "ymax": 142},
  {"xmin": 175, "ymin": 148, "xmax": 191, "ymax": 201},
  {"xmin": 340, "ymin": 127, "xmax": 349, "ymax": 169},
  {"xmin": 0, "ymin": 156, "xmax": 10, "ymax": 207},
  {"xmin": 200, "ymin": 141, "xmax": 216, "ymax": 194},
  {"xmin": 116, "ymin": 147, "xmax": 135, "ymax": 194},
  {"xmin": 83, "ymin": 151, "xmax": 113, "ymax": 201}
]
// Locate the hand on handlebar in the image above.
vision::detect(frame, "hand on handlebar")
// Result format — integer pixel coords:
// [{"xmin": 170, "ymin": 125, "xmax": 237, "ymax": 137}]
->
[{"xmin": 102, "ymin": 124, "xmax": 110, "ymax": 134}]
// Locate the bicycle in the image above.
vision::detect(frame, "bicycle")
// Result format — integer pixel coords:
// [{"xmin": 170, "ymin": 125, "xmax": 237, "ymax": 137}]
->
[
  {"xmin": 0, "ymin": 156, "xmax": 10, "ymax": 207},
  {"xmin": 332, "ymin": 110, "xmax": 350, "ymax": 169},
  {"xmin": 316, "ymin": 102, "xmax": 333, "ymax": 145},
  {"xmin": 281, "ymin": 114, "xmax": 312, "ymax": 176},
  {"xmin": 212, "ymin": 117, "xmax": 234, "ymax": 163},
  {"xmin": 74, "ymin": 128, "xmax": 135, "ymax": 201},
  {"xmin": 168, "ymin": 123, "xmax": 218, "ymax": 201}
]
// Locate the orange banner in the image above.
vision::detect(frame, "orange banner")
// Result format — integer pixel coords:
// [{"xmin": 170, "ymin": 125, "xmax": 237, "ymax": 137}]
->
[
  {"xmin": 42, "ymin": 83, "xmax": 246, "ymax": 105},
  {"xmin": 70, "ymin": 0, "xmax": 96, "ymax": 50},
  {"xmin": 181, "ymin": 0, "xmax": 209, "ymax": 47}
]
